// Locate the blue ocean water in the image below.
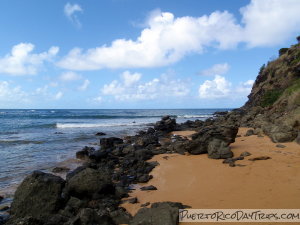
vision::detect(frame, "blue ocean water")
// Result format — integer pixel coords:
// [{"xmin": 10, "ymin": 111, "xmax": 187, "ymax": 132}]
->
[{"xmin": 0, "ymin": 109, "xmax": 228, "ymax": 196}]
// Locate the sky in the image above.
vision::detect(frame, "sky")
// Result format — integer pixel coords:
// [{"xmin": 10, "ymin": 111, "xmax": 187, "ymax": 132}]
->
[{"xmin": 0, "ymin": 0, "xmax": 300, "ymax": 109}]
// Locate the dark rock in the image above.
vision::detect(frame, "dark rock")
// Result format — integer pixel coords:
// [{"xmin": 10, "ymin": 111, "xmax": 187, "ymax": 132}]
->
[
  {"xmin": 100, "ymin": 137, "xmax": 123, "ymax": 150},
  {"xmin": 66, "ymin": 168, "xmax": 113, "ymax": 198},
  {"xmin": 76, "ymin": 146, "xmax": 95, "ymax": 159},
  {"xmin": 229, "ymin": 162, "xmax": 236, "ymax": 167},
  {"xmin": 10, "ymin": 171, "xmax": 65, "ymax": 221},
  {"xmin": 128, "ymin": 197, "xmax": 138, "ymax": 204},
  {"xmin": 141, "ymin": 202, "xmax": 150, "ymax": 207},
  {"xmin": 154, "ymin": 116, "xmax": 176, "ymax": 132},
  {"xmin": 240, "ymin": 151, "xmax": 252, "ymax": 157},
  {"xmin": 110, "ymin": 208, "xmax": 132, "ymax": 225},
  {"xmin": 213, "ymin": 111, "xmax": 228, "ymax": 117},
  {"xmin": 5, "ymin": 217, "xmax": 43, "ymax": 225},
  {"xmin": 130, "ymin": 202, "xmax": 186, "ymax": 225},
  {"xmin": 52, "ymin": 166, "xmax": 70, "ymax": 173},
  {"xmin": 0, "ymin": 196, "xmax": 3, "ymax": 202},
  {"xmin": 135, "ymin": 134, "xmax": 159, "ymax": 147},
  {"xmin": 268, "ymin": 125, "xmax": 298, "ymax": 143},
  {"xmin": 95, "ymin": 132, "xmax": 106, "ymax": 136},
  {"xmin": 249, "ymin": 156, "xmax": 271, "ymax": 161},
  {"xmin": 140, "ymin": 185, "xmax": 157, "ymax": 191},
  {"xmin": 138, "ymin": 174, "xmax": 153, "ymax": 183},
  {"xmin": 89, "ymin": 149, "xmax": 109, "ymax": 162},
  {"xmin": 115, "ymin": 186, "xmax": 129, "ymax": 198},
  {"xmin": 245, "ymin": 129, "xmax": 254, "ymax": 136},
  {"xmin": 67, "ymin": 208, "xmax": 115, "ymax": 225},
  {"xmin": 295, "ymin": 131, "xmax": 300, "ymax": 144},
  {"xmin": 276, "ymin": 144, "xmax": 286, "ymax": 148},
  {"xmin": 66, "ymin": 166, "xmax": 86, "ymax": 181},
  {"xmin": 207, "ymin": 138, "xmax": 233, "ymax": 159}
]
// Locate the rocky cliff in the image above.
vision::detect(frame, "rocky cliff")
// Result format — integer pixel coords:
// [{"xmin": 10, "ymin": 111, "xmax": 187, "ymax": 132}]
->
[{"xmin": 241, "ymin": 37, "xmax": 300, "ymax": 143}]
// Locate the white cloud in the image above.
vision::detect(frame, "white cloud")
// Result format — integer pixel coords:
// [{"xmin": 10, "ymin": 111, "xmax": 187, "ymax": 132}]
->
[
  {"xmin": 64, "ymin": 3, "xmax": 83, "ymax": 28},
  {"xmin": 78, "ymin": 79, "xmax": 90, "ymax": 91},
  {"xmin": 57, "ymin": 0, "xmax": 300, "ymax": 71},
  {"xmin": 59, "ymin": 71, "xmax": 82, "ymax": 81},
  {"xmin": 236, "ymin": 79, "xmax": 254, "ymax": 94},
  {"xmin": 199, "ymin": 63, "xmax": 230, "ymax": 76},
  {"xmin": 55, "ymin": 91, "xmax": 63, "ymax": 100},
  {"xmin": 199, "ymin": 75, "xmax": 231, "ymax": 99},
  {"xmin": 241, "ymin": 0, "xmax": 300, "ymax": 47},
  {"xmin": 0, "ymin": 81, "xmax": 29, "ymax": 105},
  {"xmin": 0, "ymin": 43, "xmax": 59, "ymax": 76},
  {"xmin": 101, "ymin": 71, "xmax": 189, "ymax": 101}
]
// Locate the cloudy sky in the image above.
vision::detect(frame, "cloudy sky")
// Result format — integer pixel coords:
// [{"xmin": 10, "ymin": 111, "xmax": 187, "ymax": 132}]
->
[{"xmin": 0, "ymin": 0, "xmax": 300, "ymax": 109}]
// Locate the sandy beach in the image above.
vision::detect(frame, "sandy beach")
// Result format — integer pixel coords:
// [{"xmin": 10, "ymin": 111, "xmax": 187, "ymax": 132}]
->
[{"xmin": 122, "ymin": 128, "xmax": 300, "ymax": 224}]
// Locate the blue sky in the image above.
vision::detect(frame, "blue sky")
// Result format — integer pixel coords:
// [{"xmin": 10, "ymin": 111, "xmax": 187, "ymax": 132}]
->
[{"xmin": 0, "ymin": 0, "xmax": 300, "ymax": 109}]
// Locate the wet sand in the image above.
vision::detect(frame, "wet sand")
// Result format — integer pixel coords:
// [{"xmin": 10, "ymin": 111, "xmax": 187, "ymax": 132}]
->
[{"xmin": 122, "ymin": 128, "xmax": 300, "ymax": 224}]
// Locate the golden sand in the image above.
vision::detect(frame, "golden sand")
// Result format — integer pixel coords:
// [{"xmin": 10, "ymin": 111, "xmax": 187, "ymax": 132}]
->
[{"xmin": 122, "ymin": 128, "xmax": 300, "ymax": 225}]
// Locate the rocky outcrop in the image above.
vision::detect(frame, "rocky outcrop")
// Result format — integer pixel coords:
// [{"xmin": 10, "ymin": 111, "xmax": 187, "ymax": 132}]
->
[
  {"xmin": 154, "ymin": 116, "xmax": 176, "ymax": 132},
  {"xmin": 130, "ymin": 202, "xmax": 187, "ymax": 225},
  {"xmin": 241, "ymin": 38, "xmax": 300, "ymax": 144},
  {"xmin": 10, "ymin": 171, "xmax": 66, "ymax": 222}
]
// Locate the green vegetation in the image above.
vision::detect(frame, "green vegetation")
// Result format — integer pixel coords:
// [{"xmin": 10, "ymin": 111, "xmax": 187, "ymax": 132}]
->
[
  {"xmin": 285, "ymin": 78, "xmax": 300, "ymax": 95},
  {"xmin": 291, "ymin": 52, "xmax": 300, "ymax": 65},
  {"xmin": 259, "ymin": 64, "xmax": 265, "ymax": 75},
  {"xmin": 261, "ymin": 89, "xmax": 284, "ymax": 107}
]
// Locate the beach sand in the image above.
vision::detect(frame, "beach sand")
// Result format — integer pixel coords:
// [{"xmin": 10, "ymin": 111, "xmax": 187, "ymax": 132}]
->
[{"xmin": 122, "ymin": 128, "xmax": 300, "ymax": 224}]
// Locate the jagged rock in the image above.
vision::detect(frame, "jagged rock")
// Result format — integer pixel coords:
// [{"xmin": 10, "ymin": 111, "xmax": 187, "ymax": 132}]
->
[
  {"xmin": 100, "ymin": 137, "xmax": 123, "ymax": 150},
  {"xmin": 154, "ymin": 116, "xmax": 176, "ymax": 132},
  {"xmin": 66, "ymin": 208, "xmax": 115, "ymax": 225},
  {"xmin": 66, "ymin": 168, "xmax": 113, "ymax": 198},
  {"xmin": 10, "ymin": 171, "xmax": 65, "ymax": 221},
  {"xmin": 130, "ymin": 202, "xmax": 187, "ymax": 225},
  {"xmin": 110, "ymin": 208, "xmax": 132, "ymax": 225},
  {"xmin": 76, "ymin": 146, "xmax": 95, "ymax": 159},
  {"xmin": 135, "ymin": 134, "xmax": 159, "ymax": 147},
  {"xmin": 268, "ymin": 125, "xmax": 298, "ymax": 143},
  {"xmin": 95, "ymin": 132, "xmax": 106, "ymax": 136},
  {"xmin": 207, "ymin": 138, "xmax": 233, "ymax": 159}
]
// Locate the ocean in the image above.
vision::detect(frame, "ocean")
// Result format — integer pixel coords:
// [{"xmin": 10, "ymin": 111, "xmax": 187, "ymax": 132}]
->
[{"xmin": 0, "ymin": 109, "xmax": 228, "ymax": 197}]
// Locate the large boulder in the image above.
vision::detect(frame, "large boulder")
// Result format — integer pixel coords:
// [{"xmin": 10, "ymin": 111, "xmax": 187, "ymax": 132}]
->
[
  {"xmin": 130, "ymin": 202, "xmax": 185, "ymax": 225},
  {"xmin": 154, "ymin": 116, "xmax": 176, "ymax": 132},
  {"xmin": 268, "ymin": 124, "xmax": 298, "ymax": 142},
  {"xmin": 100, "ymin": 137, "xmax": 123, "ymax": 150},
  {"xmin": 10, "ymin": 171, "xmax": 65, "ymax": 221},
  {"xmin": 66, "ymin": 208, "xmax": 115, "ymax": 225},
  {"xmin": 207, "ymin": 138, "xmax": 233, "ymax": 159},
  {"xmin": 66, "ymin": 168, "xmax": 113, "ymax": 198}
]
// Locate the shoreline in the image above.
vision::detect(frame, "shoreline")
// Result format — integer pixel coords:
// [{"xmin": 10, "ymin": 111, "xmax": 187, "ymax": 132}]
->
[
  {"xmin": 122, "ymin": 128, "xmax": 300, "ymax": 217},
  {"xmin": 2, "ymin": 114, "xmax": 300, "ymax": 225}
]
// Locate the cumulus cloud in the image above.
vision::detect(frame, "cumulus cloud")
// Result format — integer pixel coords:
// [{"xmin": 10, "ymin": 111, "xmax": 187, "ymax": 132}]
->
[
  {"xmin": 0, "ymin": 43, "xmax": 59, "ymax": 76},
  {"xmin": 199, "ymin": 76, "xmax": 255, "ymax": 99},
  {"xmin": 78, "ymin": 79, "xmax": 90, "ymax": 91},
  {"xmin": 59, "ymin": 71, "xmax": 82, "ymax": 81},
  {"xmin": 241, "ymin": 0, "xmax": 300, "ymax": 47},
  {"xmin": 101, "ymin": 71, "xmax": 189, "ymax": 101},
  {"xmin": 64, "ymin": 3, "xmax": 83, "ymax": 28},
  {"xmin": 57, "ymin": 0, "xmax": 300, "ymax": 71},
  {"xmin": 199, "ymin": 75, "xmax": 231, "ymax": 99},
  {"xmin": 55, "ymin": 91, "xmax": 63, "ymax": 100},
  {"xmin": 0, "ymin": 81, "xmax": 29, "ymax": 105},
  {"xmin": 199, "ymin": 63, "xmax": 230, "ymax": 76},
  {"xmin": 236, "ymin": 80, "xmax": 255, "ymax": 94}
]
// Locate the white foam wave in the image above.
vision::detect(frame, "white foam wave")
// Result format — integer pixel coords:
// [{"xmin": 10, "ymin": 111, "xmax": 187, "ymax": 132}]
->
[
  {"xmin": 177, "ymin": 114, "xmax": 212, "ymax": 118},
  {"xmin": 56, "ymin": 122, "xmax": 146, "ymax": 128}
]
